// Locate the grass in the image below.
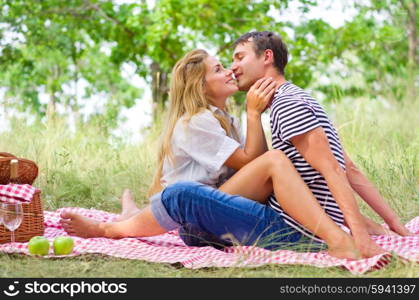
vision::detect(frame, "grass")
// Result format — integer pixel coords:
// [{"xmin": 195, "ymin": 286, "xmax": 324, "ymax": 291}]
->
[{"xmin": 0, "ymin": 98, "xmax": 418, "ymax": 278}]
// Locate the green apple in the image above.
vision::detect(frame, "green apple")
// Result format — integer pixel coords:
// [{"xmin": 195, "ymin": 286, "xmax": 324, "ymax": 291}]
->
[
  {"xmin": 53, "ymin": 236, "xmax": 74, "ymax": 255},
  {"xmin": 28, "ymin": 236, "xmax": 50, "ymax": 256}
]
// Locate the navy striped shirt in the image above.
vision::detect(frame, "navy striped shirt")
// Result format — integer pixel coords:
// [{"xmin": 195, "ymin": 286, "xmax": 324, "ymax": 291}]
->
[{"xmin": 269, "ymin": 82, "xmax": 345, "ymax": 242}]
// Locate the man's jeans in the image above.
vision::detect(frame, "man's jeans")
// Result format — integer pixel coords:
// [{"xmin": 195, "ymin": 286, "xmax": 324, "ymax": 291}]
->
[{"xmin": 151, "ymin": 181, "xmax": 317, "ymax": 251}]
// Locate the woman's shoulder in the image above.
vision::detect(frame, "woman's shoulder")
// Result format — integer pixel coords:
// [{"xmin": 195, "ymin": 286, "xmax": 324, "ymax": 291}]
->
[
  {"xmin": 191, "ymin": 108, "xmax": 217, "ymax": 121},
  {"xmin": 178, "ymin": 108, "xmax": 219, "ymax": 128},
  {"xmin": 172, "ymin": 108, "xmax": 226, "ymax": 141}
]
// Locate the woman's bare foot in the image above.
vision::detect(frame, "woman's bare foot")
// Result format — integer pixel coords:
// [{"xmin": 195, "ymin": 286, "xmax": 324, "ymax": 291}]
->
[
  {"xmin": 115, "ymin": 189, "xmax": 141, "ymax": 221},
  {"xmin": 326, "ymin": 234, "xmax": 361, "ymax": 260},
  {"xmin": 60, "ymin": 211, "xmax": 105, "ymax": 238}
]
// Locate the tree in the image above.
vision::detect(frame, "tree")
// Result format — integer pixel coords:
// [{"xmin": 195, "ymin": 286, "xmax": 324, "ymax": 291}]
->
[
  {"xmin": 2, "ymin": 0, "xmax": 414, "ymax": 127},
  {"xmin": 2, "ymin": 0, "xmax": 320, "ymax": 121},
  {"xmin": 337, "ymin": 0, "xmax": 418, "ymax": 101},
  {"xmin": 0, "ymin": 0, "xmax": 141, "ymax": 125}
]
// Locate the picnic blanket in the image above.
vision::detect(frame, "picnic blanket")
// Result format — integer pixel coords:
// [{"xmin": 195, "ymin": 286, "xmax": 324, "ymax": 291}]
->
[
  {"xmin": 1, "ymin": 207, "xmax": 418, "ymax": 275},
  {"xmin": 0, "ymin": 184, "xmax": 37, "ymax": 204}
]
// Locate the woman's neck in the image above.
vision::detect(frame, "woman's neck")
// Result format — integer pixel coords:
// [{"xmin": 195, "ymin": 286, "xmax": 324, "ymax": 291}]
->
[{"xmin": 210, "ymin": 99, "xmax": 227, "ymax": 111}]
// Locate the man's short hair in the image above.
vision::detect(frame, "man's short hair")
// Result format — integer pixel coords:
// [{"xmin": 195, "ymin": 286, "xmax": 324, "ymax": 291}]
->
[{"xmin": 233, "ymin": 31, "xmax": 288, "ymax": 75}]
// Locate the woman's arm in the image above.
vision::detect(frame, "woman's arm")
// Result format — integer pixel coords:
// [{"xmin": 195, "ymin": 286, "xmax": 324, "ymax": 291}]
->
[
  {"xmin": 344, "ymin": 151, "xmax": 413, "ymax": 236},
  {"xmin": 225, "ymin": 78, "xmax": 276, "ymax": 170}
]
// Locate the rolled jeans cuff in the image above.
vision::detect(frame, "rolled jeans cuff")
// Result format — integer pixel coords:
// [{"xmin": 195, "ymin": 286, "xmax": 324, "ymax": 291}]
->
[{"xmin": 150, "ymin": 191, "xmax": 180, "ymax": 231}]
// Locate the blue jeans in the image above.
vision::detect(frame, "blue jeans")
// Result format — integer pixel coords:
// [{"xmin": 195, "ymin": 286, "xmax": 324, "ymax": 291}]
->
[{"xmin": 151, "ymin": 181, "xmax": 318, "ymax": 251}]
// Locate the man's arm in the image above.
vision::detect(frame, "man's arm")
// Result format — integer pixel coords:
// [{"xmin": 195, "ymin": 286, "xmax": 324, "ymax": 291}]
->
[
  {"xmin": 290, "ymin": 127, "xmax": 385, "ymax": 257},
  {"xmin": 343, "ymin": 151, "xmax": 413, "ymax": 236}
]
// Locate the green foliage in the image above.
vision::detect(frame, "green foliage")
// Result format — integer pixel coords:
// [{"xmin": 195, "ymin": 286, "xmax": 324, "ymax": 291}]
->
[
  {"xmin": 0, "ymin": 0, "xmax": 416, "ymax": 123},
  {"xmin": 0, "ymin": 0, "xmax": 331, "ymax": 121},
  {"xmin": 321, "ymin": 0, "xmax": 418, "ymax": 101},
  {"xmin": 0, "ymin": 0, "xmax": 141, "ymax": 124}
]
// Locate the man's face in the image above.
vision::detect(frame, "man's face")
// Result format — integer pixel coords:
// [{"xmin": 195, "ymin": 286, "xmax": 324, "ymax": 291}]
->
[{"xmin": 231, "ymin": 41, "xmax": 266, "ymax": 91}]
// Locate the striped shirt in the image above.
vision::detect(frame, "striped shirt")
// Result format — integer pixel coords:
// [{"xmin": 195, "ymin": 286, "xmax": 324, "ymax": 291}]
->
[{"xmin": 269, "ymin": 82, "xmax": 346, "ymax": 242}]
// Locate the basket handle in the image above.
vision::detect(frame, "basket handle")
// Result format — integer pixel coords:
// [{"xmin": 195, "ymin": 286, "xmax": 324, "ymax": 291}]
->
[
  {"xmin": 0, "ymin": 152, "xmax": 17, "ymax": 158},
  {"xmin": 10, "ymin": 159, "xmax": 19, "ymax": 183}
]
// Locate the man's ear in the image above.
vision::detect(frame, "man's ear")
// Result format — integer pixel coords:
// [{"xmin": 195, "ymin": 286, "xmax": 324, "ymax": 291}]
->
[{"xmin": 264, "ymin": 49, "xmax": 274, "ymax": 65}]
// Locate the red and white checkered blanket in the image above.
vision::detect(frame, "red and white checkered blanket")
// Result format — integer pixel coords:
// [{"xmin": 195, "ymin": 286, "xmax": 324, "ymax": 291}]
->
[
  {"xmin": 1, "ymin": 207, "xmax": 418, "ymax": 275},
  {"xmin": 0, "ymin": 184, "xmax": 37, "ymax": 204}
]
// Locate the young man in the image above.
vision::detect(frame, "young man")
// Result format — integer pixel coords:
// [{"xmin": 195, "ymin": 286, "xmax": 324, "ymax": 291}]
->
[{"xmin": 231, "ymin": 31, "xmax": 413, "ymax": 258}]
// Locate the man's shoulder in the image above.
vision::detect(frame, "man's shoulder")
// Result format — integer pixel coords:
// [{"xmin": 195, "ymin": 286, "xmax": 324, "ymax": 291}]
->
[
  {"xmin": 272, "ymin": 83, "xmax": 318, "ymax": 107},
  {"xmin": 272, "ymin": 84, "xmax": 303, "ymax": 109},
  {"xmin": 276, "ymin": 82, "xmax": 313, "ymax": 98}
]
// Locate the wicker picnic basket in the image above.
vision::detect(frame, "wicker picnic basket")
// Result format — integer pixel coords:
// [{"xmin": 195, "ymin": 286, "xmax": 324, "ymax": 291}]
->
[
  {"xmin": 0, "ymin": 152, "xmax": 38, "ymax": 185},
  {"xmin": 0, "ymin": 152, "xmax": 44, "ymax": 244}
]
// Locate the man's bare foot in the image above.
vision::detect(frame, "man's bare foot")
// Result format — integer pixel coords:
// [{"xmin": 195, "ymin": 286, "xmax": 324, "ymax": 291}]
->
[
  {"xmin": 327, "ymin": 234, "xmax": 361, "ymax": 260},
  {"xmin": 115, "ymin": 189, "xmax": 141, "ymax": 221},
  {"xmin": 364, "ymin": 218, "xmax": 399, "ymax": 236},
  {"xmin": 355, "ymin": 237, "xmax": 387, "ymax": 258},
  {"xmin": 60, "ymin": 211, "xmax": 105, "ymax": 238}
]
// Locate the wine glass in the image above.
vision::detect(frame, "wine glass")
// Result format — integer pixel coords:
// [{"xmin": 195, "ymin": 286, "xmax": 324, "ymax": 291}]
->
[{"xmin": 1, "ymin": 202, "xmax": 23, "ymax": 251}]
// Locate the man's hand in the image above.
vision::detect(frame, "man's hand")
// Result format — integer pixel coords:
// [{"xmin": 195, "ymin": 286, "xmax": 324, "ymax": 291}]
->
[
  {"xmin": 367, "ymin": 215, "xmax": 414, "ymax": 236},
  {"xmin": 388, "ymin": 221, "xmax": 415, "ymax": 236}
]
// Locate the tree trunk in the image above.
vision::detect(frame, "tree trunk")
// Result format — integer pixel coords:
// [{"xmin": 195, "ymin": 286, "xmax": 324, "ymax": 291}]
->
[
  {"xmin": 46, "ymin": 65, "xmax": 60, "ymax": 120},
  {"xmin": 150, "ymin": 61, "xmax": 169, "ymax": 121},
  {"xmin": 71, "ymin": 45, "xmax": 82, "ymax": 128},
  {"xmin": 47, "ymin": 94, "xmax": 56, "ymax": 120},
  {"xmin": 406, "ymin": 0, "xmax": 417, "ymax": 101}
]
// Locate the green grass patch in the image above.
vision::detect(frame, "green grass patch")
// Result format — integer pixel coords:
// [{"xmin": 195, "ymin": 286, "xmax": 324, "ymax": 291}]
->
[{"xmin": 0, "ymin": 98, "xmax": 417, "ymax": 277}]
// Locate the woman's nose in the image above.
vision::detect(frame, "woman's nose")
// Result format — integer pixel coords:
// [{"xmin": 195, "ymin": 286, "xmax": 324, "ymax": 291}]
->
[{"xmin": 225, "ymin": 69, "xmax": 233, "ymax": 76}]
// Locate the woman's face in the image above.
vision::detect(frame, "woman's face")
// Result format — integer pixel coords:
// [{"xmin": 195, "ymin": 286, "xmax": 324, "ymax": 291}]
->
[{"xmin": 204, "ymin": 56, "xmax": 238, "ymax": 104}]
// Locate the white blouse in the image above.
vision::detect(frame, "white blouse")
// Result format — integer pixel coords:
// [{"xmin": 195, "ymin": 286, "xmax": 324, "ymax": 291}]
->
[{"xmin": 160, "ymin": 105, "xmax": 246, "ymax": 189}]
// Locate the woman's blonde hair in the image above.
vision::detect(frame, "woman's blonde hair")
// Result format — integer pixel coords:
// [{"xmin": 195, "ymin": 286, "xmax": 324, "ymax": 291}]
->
[{"xmin": 147, "ymin": 49, "xmax": 239, "ymax": 197}]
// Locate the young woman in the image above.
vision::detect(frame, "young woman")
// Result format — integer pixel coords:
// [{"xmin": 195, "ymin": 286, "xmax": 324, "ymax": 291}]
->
[{"xmin": 61, "ymin": 49, "xmax": 362, "ymax": 259}]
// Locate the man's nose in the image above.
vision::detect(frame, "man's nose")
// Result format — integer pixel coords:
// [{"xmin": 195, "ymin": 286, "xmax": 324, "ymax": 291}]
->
[{"xmin": 230, "ymin": 62, "xmax": 238, "ymax": 72}]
